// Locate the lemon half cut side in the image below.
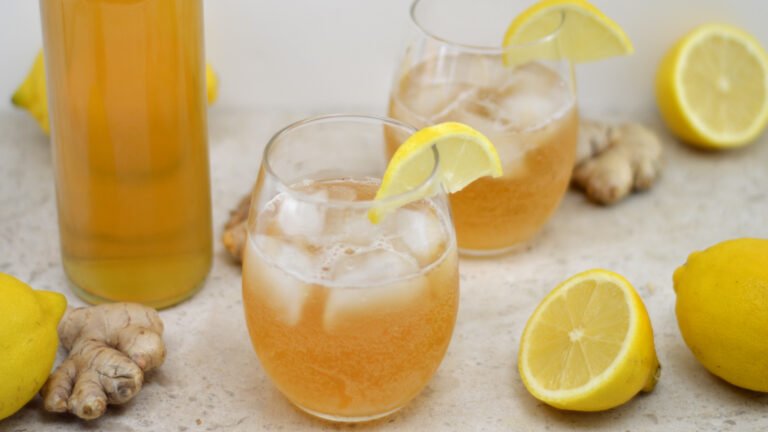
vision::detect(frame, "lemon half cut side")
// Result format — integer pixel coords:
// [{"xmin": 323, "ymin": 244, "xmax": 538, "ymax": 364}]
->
[
  {"xmin": 656, "ymin": 24, "xmax": 768, "ymax": 149},
  {"xmin": 518, "ymin": 269, "xmax": 659, "ymax": 411}
]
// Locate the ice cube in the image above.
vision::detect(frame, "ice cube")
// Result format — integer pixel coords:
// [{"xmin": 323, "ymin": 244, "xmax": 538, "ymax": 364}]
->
[
  {"xmin": 344, "ymin": 214, "xmax": 381, "ymax": 246},
  {"xmin": 276, "ymin": 190, "xmax": 328, "ymax": 238},
  {"xmin": 322, "ymin": 208, "xmax": 378, "ymax": 246},
  {"xmin": 330, "ymin": 246, "xmax": 419, "ymax": 285},
  {"xmin": 246, "ymin": 236, "xmax": 313, "ymax": 326},
  {"xmin": 494, "ymin": 63, "xmax": 571, "ymax": 130},
  {"xmin": 322, "ymin": 208, "xmax": 349, "ymax": 241},
  {"xmin": 447, "ymin": 88, "xmax": 507, "ymax": 135},
  {"xmin": 391, "ymin": 208, "xmax": 446, "ymax": 265},
  {"xmin": 496, "ymin": 91, "xmax": 561, "ymax": 130},
  {"xmin": 323, "ymin": 274, "xmax": 428, "ymax": 332},
  {"xmin": 403, "ymin": 82, "xmax": 474, "ymax": 121}
]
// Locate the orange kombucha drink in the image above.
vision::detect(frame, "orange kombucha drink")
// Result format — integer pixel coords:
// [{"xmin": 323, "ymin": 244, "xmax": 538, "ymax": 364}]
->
[
  {"xmin": 40, "ymin": 0, "xmax": 212, "ymax": 307},
  {"xmin": 242, "ymin": 179, "xmax": 458, "ymax": 421},
  {"xmin": 389, "ymin": 54, "xmax": 578, "ymax": 253}
]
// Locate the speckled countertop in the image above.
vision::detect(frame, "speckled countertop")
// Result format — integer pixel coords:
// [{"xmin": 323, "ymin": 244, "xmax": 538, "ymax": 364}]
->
[{"xmin": 2, "ymin": 107, "xmax": 768, "ymax": 431}]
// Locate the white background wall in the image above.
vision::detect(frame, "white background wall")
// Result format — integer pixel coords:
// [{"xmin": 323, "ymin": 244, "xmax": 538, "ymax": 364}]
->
[{"xmin": 1, "ymin": 0, "xmax": 766, "ymax": 114}]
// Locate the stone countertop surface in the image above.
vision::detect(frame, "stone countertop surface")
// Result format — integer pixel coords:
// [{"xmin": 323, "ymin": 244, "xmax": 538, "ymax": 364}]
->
[{"xmin": 1, "ymin": 107, "xmax": 767, "ymax": 432}]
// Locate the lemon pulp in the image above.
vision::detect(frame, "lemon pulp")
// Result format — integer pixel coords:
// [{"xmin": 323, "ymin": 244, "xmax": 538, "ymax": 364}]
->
[{"xmin": 519, "ymin": 269, "xmax": 659, "ymax": 411}]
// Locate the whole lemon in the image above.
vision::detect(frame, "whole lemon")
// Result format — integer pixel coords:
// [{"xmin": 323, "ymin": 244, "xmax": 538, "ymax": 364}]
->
[
  {"xmin": 673, "ymin": 238, "xmax": 768, "ymax": 392},
  {"xmin": 0, "ymin": 273, "xmax": 67, "ymax": 421}
]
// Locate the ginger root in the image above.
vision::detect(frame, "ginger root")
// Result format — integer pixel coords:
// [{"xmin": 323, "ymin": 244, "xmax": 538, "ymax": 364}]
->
[
  {"xmin": 41, "ymin": 303, "xmax": 166, "ymax": 420},
  {"xmin": 222, "ymin": 193, "xmax": 251, "ymax": 263},
  {"xmin": 573, "ymin": 119, "xmax": 663, "ymax": 205}
]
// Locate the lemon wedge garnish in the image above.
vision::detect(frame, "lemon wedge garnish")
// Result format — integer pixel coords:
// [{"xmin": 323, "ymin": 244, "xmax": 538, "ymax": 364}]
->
[
  {"xmin": 370, "ymin": 122, "xmax": 502, "ymax": 223},
  {"xmin": 518, "ymin": 269, "xmax": 660, "ymax": 411},
  {"xmin": 656, "ymin": 24, "xmax": 768, "ymax": 149},
  {"xmin": 502, "ymin": 0, "xmax": 633, "ymax": 65}
]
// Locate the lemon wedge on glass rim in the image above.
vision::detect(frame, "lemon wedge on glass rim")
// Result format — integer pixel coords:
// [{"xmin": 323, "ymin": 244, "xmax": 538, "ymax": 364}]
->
[
  {"xmin": 502, "ymin": 0, "xmax": 633, "ymax": 65},
  {"xmin": 518, "ymin": 269, "xmax": 660, "ymax": 411},
  {"xmin": 369, "ymin": 122, "xmax": 502, "ymax": 223},
  {"xmin": 656, "ymin": 24, "xmax": 768, "ymax": 149}
]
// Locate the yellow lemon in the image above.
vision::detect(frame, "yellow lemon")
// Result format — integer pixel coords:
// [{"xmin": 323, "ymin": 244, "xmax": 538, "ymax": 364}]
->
[
  {"xmin": 10, "ymin": 52, "xmax": 48, "ymax": 133},
  {"xmin": 0, "ymin": 273, "xmax": 67, "ymax": 421},
  {"xmin": 11, "ymin": 50, "xmax": 220, "ymax": 134},
  {"xmin": 519, "ymin": 269, "xmax": 659, "ymax": 411},
  {"xmin": 370, "ymin": 122, "xmax": 502, "ymax": 223},
  {"xmin": 656, "ymin": 24, "xmax": 768, "ymax": 149},
  {"xmin": 673, "ymin": 238, "xmax": 768, "ymax": 392},
  {"xmin": 502, "ymin": 0, "xmax": 633, "ymax": 65},
  {"xmin": 206, "ymin": 62, "xmax": 219, "ymax": 105}
]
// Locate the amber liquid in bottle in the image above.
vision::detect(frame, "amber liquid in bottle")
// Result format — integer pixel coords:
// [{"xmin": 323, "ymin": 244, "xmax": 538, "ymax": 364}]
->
[{"xmin": 40, "ymin": 0, "xmax": 213, "ymax": 308}]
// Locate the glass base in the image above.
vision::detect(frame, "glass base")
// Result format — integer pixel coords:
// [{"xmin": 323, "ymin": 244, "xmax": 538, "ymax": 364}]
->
[
  {"xmin": 66, "ymin": 274, "xmax": 207, "ymax": 310},
  {"xmin": 62, "ymin": 252, "xmax": 211, "ymax": 309},
  {"xmin": 296, "ymin": 404, "xmax": 405, "ymax": 423},
  {"xmin": 459, "ymin": 239, "xmax": 533, "ymax": 257}
]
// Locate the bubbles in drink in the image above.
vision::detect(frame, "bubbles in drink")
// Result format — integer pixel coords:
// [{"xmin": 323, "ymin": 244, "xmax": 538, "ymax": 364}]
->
[
  {"xmin": 241, "ymin": 176, "xmax": 459, "ymax": 417},
  {"xmin": 246, "ymin": 178, "xmax": 454, "ymax": 328}
]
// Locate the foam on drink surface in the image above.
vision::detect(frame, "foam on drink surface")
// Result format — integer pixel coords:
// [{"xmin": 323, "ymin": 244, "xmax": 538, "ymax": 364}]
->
[{"xmin": 245, "ymin": 178, "xmax": 453, "ymax": 328}]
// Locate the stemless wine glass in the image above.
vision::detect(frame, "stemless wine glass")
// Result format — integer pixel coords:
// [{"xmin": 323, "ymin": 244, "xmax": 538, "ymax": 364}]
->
[
  {"xmin": 241, "ymin": 114, "xmax": 459, "ymax": 422},
  {"xmin": 388, "ymin": 0, "xmax": 578, "ymax": 255}
]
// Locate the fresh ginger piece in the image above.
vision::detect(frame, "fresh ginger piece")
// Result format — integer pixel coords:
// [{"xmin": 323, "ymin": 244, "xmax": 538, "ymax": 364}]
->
[
  {"xmin": 222, "ymin": 193, "xmax": 250, "ymax": 263},
  {"xmin": 575, "ymin": 119, "xmax": 615, "ymax": 164},
  {"xmin": 573, "ymin": 120, "xmax": 663, "ymax": 204},
  {"xmin": 40, "ymin": 303, "xmax": 165, "ymax": 420}
]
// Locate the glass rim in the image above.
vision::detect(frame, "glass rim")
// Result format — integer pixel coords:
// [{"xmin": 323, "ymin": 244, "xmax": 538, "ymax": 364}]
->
[
  {"xmin": 262, "ymin": 113, "xmax": 441, "ymax": 209},
  {"xmin": 409, "ymin": 0, "xmax": 565, "ymax": 55}
]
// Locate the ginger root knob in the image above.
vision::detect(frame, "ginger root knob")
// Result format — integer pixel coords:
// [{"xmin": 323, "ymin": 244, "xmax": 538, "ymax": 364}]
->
[
  {"xmin": 222, "ymin": 193, "xmax": 250, "ymax": 263},
  {"xmin": 40, "ymin": 303, "xmax": 166, "ymax": 420},
  {"xmin": 573, "ymin": 120, "xmax": 663, "ymax": 205}
]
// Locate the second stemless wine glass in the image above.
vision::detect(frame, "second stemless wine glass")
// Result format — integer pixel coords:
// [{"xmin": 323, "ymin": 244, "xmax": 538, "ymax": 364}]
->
[
  {"xmin": 242, "ymin": 115, "xmax": 459, "ymax": 422},
  {"xmin": 388, "ymin": 0, "xmax": 578, "ymax": 255}
]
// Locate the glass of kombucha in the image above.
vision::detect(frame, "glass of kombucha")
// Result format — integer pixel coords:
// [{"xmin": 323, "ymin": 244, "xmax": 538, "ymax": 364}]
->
[
  {"xmin": 40, "ymin": 0, "xmax": 212, "ymax": 307},
  {"xmin": 242, "ymin": 115, "xmax": 459, "ymax": 422},
  {"xmin": 388, "ymin": 0, "xmax": 578, "ymax": 255}
]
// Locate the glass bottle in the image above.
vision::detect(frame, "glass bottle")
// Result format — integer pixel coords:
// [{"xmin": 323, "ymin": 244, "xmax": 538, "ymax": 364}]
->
[{"xmin": 40, "ymin": 0, "xmax": 213, "ymax": 308}]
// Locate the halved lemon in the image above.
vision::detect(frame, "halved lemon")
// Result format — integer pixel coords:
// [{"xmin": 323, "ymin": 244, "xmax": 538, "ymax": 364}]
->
[
  {"xmin": 502, "ymin": 0, "xmax": 633, "ymax": 64},
  {"xmin": 656, "ymin": 24, "xmax": 768, "ymax": 149},
  {"xmin": 369, "ymin": 122, "xmax": 502, "ymax": 223},
  {"xmin": 518, "ymin": 269, "xmax": 659, "ymax": 411}
]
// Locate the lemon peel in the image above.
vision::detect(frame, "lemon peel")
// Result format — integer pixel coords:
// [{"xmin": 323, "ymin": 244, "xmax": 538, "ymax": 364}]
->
[
  {"xmin": 370, "ymin": 122, "xmax": 502, "ymax": 223},
  {"xmin": 656, "ymin": 24, "xmax": 768, "ymax": 148},
  {"xmin": 502, "ymin": 0, "xmax": 633, "ymax": 65},
  {"xmin": 0, "ymin": 273, "xmax": 67, "ymax": 420},
  {"xmin": 519, "ymin": 269, "xmax": 659, "ymax": 411}
]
